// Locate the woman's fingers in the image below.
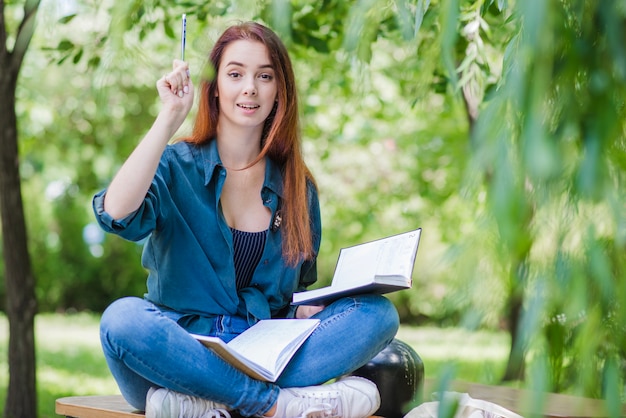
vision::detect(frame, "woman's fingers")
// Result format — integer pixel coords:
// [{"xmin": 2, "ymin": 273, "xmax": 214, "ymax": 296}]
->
[
  {"xmin": 163, "ymin": 60, "xmax": 191, "ymax": 98},
  {"xmin": 156, "ymin": 60, "xmax": 194, "ymax": 117}
]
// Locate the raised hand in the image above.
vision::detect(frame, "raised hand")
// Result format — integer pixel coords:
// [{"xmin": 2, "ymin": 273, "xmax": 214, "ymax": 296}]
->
[{"xmin": 157, "ymin": 59, "xmax": 194, "ymax": 121}]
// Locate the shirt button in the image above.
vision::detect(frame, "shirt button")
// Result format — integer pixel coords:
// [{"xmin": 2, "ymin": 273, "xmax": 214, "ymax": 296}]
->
[{"xmin": 263, "ymin": 260, "xmax": 269, "ymax": 265}]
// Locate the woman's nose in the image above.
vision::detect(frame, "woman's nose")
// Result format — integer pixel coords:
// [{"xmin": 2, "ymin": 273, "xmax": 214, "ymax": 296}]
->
[{"xmin": 243, "ymin": 79, "xmax": 257, "ymax": 96}]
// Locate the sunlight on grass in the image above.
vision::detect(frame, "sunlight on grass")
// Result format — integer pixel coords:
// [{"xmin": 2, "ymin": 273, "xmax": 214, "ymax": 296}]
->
[
  {"xmin": 0, "ymin": 313, "xmax": 510, "ymax": 417},
  {"xmin": 0, "ymin": 313, "xmax": 119, "ymax": 418},
  {"xmin": 38, "ymin": 365, "xmax": 118, "ymax": 394},
  {"xmin": 35, "ymin": 313, "xmax": 103, "ymax": 349},
  {"xmin": 398, "ymin": 326, "xmax": 509, "ymax": 360},
  {"xmin": 397, "ymin": 326, "xmax": 509, "ymax": 385}
]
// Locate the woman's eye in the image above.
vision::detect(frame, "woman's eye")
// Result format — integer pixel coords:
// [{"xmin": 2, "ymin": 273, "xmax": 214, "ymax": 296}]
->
[
  {"xmin": 228, "ymin": 72, "xmax": 241, "ymax": 78},
  {"xmin": 259, "ymin": 73, "xmax": 273, "ymax": 81}
]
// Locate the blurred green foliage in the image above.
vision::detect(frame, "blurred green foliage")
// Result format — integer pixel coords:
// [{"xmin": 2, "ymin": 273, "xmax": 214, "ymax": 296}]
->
[{"xmin": 1, "ymin": 0, "xmax": 625, "ymax": 403}]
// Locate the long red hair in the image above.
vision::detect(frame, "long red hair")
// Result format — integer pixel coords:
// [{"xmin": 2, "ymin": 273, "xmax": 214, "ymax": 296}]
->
[{"xmin": 183, "ymin": 22, "xmax": 316, "ymax": 266}]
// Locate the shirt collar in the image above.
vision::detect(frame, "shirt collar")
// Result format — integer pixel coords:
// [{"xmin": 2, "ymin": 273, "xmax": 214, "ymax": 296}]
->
[{"xmin": 200, "ymin": 139, "xmax": 284, "ymax": 198}]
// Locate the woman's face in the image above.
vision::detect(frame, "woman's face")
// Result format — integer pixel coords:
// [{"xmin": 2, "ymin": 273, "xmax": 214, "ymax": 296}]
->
[{"xmin": 216, "ymin": 40, "xmax": 278, "ymax": 134}]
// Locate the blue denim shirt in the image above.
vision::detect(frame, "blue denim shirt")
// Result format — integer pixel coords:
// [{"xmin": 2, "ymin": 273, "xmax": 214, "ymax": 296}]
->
[{"xmin": 93, "ymin": 140, "xmax": 321, "ymax": 329}]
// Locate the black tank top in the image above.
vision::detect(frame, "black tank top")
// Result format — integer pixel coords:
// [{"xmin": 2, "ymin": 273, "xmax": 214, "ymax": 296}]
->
[{"xmin": 231, "ymin": 228, "xmax": 267, "ymax": 290}]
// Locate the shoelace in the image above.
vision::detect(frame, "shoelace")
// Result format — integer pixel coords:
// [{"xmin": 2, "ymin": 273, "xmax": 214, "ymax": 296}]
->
[
  {"xmin": 202, "ymin": 409, "xmax": 231, "ymax": 418},
  {"xmin": 287, "ymin": 390, "xmax": 343, "ymax": 417},
  {"xmin": 180, "ymin": 405, "xmax": 231, "ymax": 418},
  {"xmin": 179, "ymin": 394, "xmax": 231, "ymax": 418},
  {"xmin": 301, "ymin": 404, "xmax": 339, "ymax": 418}
]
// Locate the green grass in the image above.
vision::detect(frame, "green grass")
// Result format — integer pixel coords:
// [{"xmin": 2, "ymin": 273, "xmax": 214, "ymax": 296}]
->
[
  {"xmin": 0, "ymin": 314, "xmax": 509, "ymax": 417},
  {"xmin": 396, "ymin": 326, "xmax": 510, "ymax": 385},
  {"xmin": 0, "ymin": 313, "xmax": 118, "ymax": 418}
]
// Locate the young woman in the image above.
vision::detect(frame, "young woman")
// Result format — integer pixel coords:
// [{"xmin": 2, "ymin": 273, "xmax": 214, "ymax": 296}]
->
[{"xmin": 94, "ymin": 22, "xmax": 399, "ymax": 418}]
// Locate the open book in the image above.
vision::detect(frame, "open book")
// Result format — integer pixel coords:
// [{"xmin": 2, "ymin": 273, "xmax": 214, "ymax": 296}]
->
[
  {"xmin": 292, "ymin": 228, "xmax": 422, "ymax": 306},
  {"xmin": 191, "ymin": 318, "xmax": 319, "ymax": 382}
]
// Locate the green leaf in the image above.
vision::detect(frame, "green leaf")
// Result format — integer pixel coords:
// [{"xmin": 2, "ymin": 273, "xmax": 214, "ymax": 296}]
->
[
  {"xmin": 414, "ymin": 0, "xmax": 431, "ymax": 36},
  {"xmin": 87, "ymin": 56, "xmax": 101, "ymax": 69},
  {"xmin": 57, "ymin": 53, "xmax": 70, "ymax": 65},
  {"xmin": 72, "ymin": 47, "xmax": 84, "ymax": 64},
  {"xmin": 603, "ymin": 356, "xmax": 623, "ymax": 418},
  {"xmin": 271, "ymin": 0, "xmax": 292, "ymax": 42},
  {"xmin": 163, "ymin": 19, "xmax": 175, "ymax": 40},
  {"xmin": 58, "ymin": 14, "xmax": 77, "ymax": 24},
  {"xmin": 395, "ymin": 0, "xmax": 414, "ymax": 40},
  {"xmin": 306, "ymin": 35, "xmax": 330, "ymax": 53},
  {"xmin": 343, "ymin": 0, "xmax": 385, "ymax": 62},
  {"xmin": 57, "ymin": 39, "xmax": 74, "ymax": 51},
  {"xmin": 343, "ymin": 0, "xmax": 379, "ymax": 54},
  {"xmin": 24, "ymin": 0, "xmax": 40, "ymax": 15},
  {"xmin": 500, "ymin": 33, "xmax": 518, "ymax": 85},
  {"xmin": 440, "ymin": 0, "xmax": 460, "ymax": 88}
]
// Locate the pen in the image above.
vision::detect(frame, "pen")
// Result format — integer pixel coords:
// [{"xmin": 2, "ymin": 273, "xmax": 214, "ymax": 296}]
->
[{"xmin": 181, "ymin": 14, "xmax": 187, "ymax": 61}]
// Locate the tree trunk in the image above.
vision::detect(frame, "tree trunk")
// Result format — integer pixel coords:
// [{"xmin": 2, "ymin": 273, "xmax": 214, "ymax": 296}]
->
[
  {"xmin": 462, "ymin": 70, "xmax": 529, "ymax": 383},
  {"xmin": 501, "ymin": 256, "xmax": 531, "ymax": 381},
  {"xmin": 0, "ymin": 69, "xmax": 38, "ymax": 418},
  {"xmin": 501, "ymin": 282, "xmax": 526, "ymax": 381},
  {"xmin": 1, "ymin": 1, "xmax": 40, "ymax": 416}
]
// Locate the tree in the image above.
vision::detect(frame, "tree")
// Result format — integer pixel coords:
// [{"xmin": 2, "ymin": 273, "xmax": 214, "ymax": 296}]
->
[
  {"xmin": 466, "ymin": 0, "xmax": 626, "ymax": 394},
  {"xmin": 0, "ymin": 0, "xmax": 41, "ymax": 417}
]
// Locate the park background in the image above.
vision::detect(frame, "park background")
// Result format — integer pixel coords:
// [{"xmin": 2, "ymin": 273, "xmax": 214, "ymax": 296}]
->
[{"xmin": 1, "ymin": 0, "xmax": 625, "ymax": 417}]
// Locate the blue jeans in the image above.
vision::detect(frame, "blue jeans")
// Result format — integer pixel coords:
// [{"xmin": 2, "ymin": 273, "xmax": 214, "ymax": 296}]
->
[{"xmin": 100, "ymin": 294, "xmax": 399, "ymax": 417}]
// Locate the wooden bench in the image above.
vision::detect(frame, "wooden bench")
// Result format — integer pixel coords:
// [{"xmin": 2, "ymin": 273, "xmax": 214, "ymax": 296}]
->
[
  {"xmin": 56, "ymin": 395, "xmax": 143, "ymax": 418},
  {"xmin": 56, "ymin": 379, "xmax": 625, "ymax": 418},
  {"xmin": 421, "ymin": 380, "xmax": 623, "ymax": 417},
  {"xmin": 55, "ymin": 395, "xmax": 364, "ymax": 418}
]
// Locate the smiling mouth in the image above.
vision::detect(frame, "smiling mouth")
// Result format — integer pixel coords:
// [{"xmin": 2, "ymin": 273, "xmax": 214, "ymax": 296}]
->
[{"xmin": 237, "ymin": 104, "xmax": 260, "ymax": 110}]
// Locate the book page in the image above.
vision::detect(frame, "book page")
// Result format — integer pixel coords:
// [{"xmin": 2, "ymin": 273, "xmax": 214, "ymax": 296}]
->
[
  {"xmin": 332, "ymin": 229, "xmax": 421, "ymax": 287},
  {"xmin": 227, "ymin": 319, "xmax": 318, "ymax": 378},
  {"xmin": 227, "ymin": 319, "xmax": 318, "ymax": 359},
  {"xmin": 374, "ymin": 230, "xmax": 421, "ymax": 277},
  {"xmin": 192, "ymin": 319, "xmax": 319, "ymax": 382},
  {"xmin": 332, "ymin": 243, "xmax": 380, "ymax": 288}
]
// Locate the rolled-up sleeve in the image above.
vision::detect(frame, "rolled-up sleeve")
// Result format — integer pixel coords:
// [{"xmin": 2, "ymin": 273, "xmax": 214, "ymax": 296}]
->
[{"xmin": 92, "ymin": 189, "xmax": 158, "ymax": 242}]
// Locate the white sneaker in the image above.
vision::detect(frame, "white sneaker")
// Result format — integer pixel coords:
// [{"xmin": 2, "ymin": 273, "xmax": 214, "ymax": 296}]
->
[
  {"xmin": 281, "ymin": 376, "xmax": 380, "ymax": 418},
  {"xmin": 145, "ymin": 387, "xmax": 231, "ymax": 418}
]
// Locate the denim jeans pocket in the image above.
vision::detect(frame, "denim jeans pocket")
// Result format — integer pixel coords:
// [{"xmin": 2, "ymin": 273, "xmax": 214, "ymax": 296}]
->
[{"xmin": 216, "ymin": 315, "xmax": 251, "ymax": 342}]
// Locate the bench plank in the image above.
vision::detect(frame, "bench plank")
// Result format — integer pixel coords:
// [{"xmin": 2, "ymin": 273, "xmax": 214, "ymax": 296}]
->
[
  {"xmin": 55, "ymin": 396, "xmax": 248, "ymax": 418},
  {"xmin": 422, "ymin": 380, "xmax": 621, "ymax": 418},
  {"xmin": 56, "ymin": 396, "xmax": 144, "ymax": 418}
]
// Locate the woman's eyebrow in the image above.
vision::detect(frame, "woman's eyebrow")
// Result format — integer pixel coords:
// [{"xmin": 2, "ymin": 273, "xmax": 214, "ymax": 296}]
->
[{"xmin": 225, "ymin": 61, "xmax": 274, "ymax": 69}]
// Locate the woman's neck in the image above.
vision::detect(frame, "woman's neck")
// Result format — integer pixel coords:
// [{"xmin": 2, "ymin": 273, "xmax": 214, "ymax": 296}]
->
[{"xmin": 216, "ymin": 125, "xmax": 264, "ymax": 170}]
